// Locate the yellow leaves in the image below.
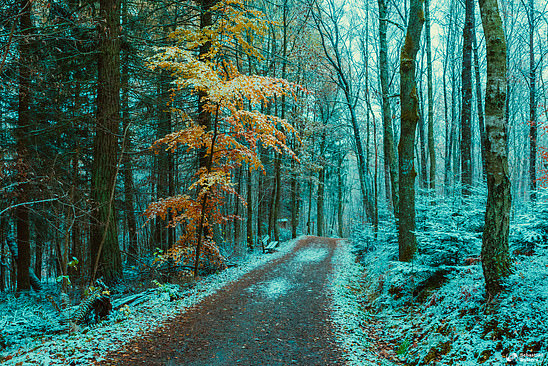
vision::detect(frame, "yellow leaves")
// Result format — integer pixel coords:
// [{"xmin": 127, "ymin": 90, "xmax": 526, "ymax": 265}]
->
[
  {"xmin": 151, "ymin": 124, "xmax": 206, "ymax": 154},
  {"xmin": 165, "ymin": 0, "xmax": 269, "ymax": 61},
  {"xmin": 144, "ymin": 0, "xmax": 306, "ymax": 270},
  {"xmin": 189, "ymin": 170, "xmax": 233, "ymax": 196}
]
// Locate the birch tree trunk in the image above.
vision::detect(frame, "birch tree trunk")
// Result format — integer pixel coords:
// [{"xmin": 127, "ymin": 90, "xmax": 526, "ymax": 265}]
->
[
  {"xmin": 398, "ymin": 0, "xmax": 424, "ymax": 262},
  {"xmin": 478, "ymin": 0, "xmax": 512, "ymax": 298}
]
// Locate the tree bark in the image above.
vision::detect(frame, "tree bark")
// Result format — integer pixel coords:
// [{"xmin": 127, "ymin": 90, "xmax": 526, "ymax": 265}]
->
[
  {"xmin": 337, "ymin": 150, "xmax": 344, "ymax": 238},
  {"xmin": 16, "ymin": 0, "xmax": 32, "ymax": 291},
  {"xmin": 417, "ymin": 91, "xmax": 428, "ymax": 189},
  {"xmin": 398, "ymin": 0, "xmax": 424, "ymax": 262},
  {"xmin": 425, "ymin": 0, "xmax": 436, "ymax": 191},
  {"xmin": 317, "ymin": 165, "xmax": 325, "ymax": 237},
  {"xmin": 273, "ymin": 154, "xmax": 281, "ymax": 242},
  {"xmin": 197, "ymin": 0, "xmax": 216, "ymax": 170},
  {"xmin": 234, "ymin": 166, "xmax": 242, "ymax": 244},
  {"xmin": 472, "ymin": 21, "xmax": 487, "ymax": 178},
  {"xmin": 257, "ymin": 152, "xmax": 265, "ymax": 244},
  {"xmin": 121, "ymin": 32, "xmax": 138, "ymax": 265},
  {"xmin": 478, "ymin": 0, "xmax": 512, "ymax": 298},
  {"xmin": 290, "ymin": 158, "xmax": 299, "ymax": 239},
  {"xmin": 121, "ymin": 0, "xmax": 137, "ymax": 264},
  {"xmin": 528, "ymin": 0, "xmax": 537, "ymax": 201},
  {"xmin": 378, "ymin": 0, "xmax": 399, "ymax": 217},
  {"xmin": 155, "ymin": 70, "xmax": 173, "ymax": 250},
  {"xmin": 461, "ymin": 0, "xmax": 474, "ymax": 197},
  {"xmin": 90, "ymin": 0, "xmax": 122, "ymax": 283},
  {"xmin": 247, "ymin": 168, "xmax": 253, "ymax": 250}
]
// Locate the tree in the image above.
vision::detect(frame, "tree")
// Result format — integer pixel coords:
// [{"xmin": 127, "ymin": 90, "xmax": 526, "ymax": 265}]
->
[
  {"xmin": 527, "ymin": 0, "xmax": 538, "ymax": 201},
  {"xmin": 145, "ymin": 0, "xmax": 299, "ymax": 275},
  {"xmin": 472, "ymin": 16, "xmax": 487, "ymax": 178},
  {"xmin": 15, "ymin": 0, "xmax": 32, "ymax": 291},
  {"xmin": 461, "ymin": 0, "xmax": 474, "ymax": 196},
  {"xmin": 90, "ymin": 0, "xmax": 123, "ymax": 283},
  {"xmin": 425, "ymin": 0, "xmax": 436, "ymax": 192},
  {"xmin": 478, "ymin": 0, "xmax": 512, "ymax": 298},
  {"xmin": 378, "ymin": 0, "xmax": 399, "ymax": 216},
  {"xmin": 311, "ymin": 0, "xmax": 373, "ymax": 222},
  {"xmin": 398, "ymin": 0, "xmax": 424, "ymax": 262}
]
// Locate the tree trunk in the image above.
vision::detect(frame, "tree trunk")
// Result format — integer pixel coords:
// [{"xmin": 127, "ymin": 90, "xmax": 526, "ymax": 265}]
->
[
  {"xmin": 317, "ymin": 166, "xmax": 325, "ymax": 237},
  {"xmin": 478, "ymin": 0, "xmax": 512, "ymax": 298},
  {"xmin": 461, "ymin": 0, "xmax": 473, "ymax": 197},
  {"xmin": 307, "ymin": 180, "xmax": 313, "ymax": 235},
  {"xmin": 34, "ymin": 216, "xmax": 46, "ymax": 280},
  {"xmin": 425, "ymin": 0, "xmax": 436, "ymax": 191},
  {"xmin": 472, "ymin": 21, "xmax": 487, "ymax": 178},
  {"xmin": 398, "ymin": 0, "xmax": 424, "ymax": 262},
  {"xmin": 417, "ymin": 91, "xmax": 428, "ymax": 189},
  {"xmin": 443, "ymin": 46, "xmax": 451, "ymax": 192},
  {"xmin": 273, "ymin": 154, "xmax": 281, "ymax": 242},
  {"xmin": 197, "ymin": 0, "xmax": 216, "ymax": 169},
  {"xmin": 121, "ymin": 0, "xmax": 138, "ymax": 264},
  {"xmin": 337, "ymin": 151, "xmax": 344, "ymax": 238},
  {"xmin": 0, "ymin": 216, "xmax": 6, "ymax": 291},
  {"xmin": 155, "ymin": 70, "xmax": 173, "ymax": 250},
  {"xmin": 90, "ymin": 0, "xmax": 122, "ymax": 283},
  {"xmin": 122, "ymin": 92, "xmax": 137, "ymax": 264},
  {"xmin": 234, "ymin": 166, "xmax": 242, "ymax": 244},
  {"xmin": 16, "ymin": 0, "xmax": 32, "ymax": 291},
  {"xmin": 373, "ymin": 114, "xmax": 379, "ymax": 234},
  {"xmin": 290, "ymin": 158, "xmax": 299, "ymax": 239},
  {"xmin": 247, "ymin": 168, "xmax": 253, "ymax": 250},
  {"xmin": 378, "ymin": 0, "xmax": 399, "ymax": 217},
  {"xmin": 257, "ymin": 161, "xmax": 264, "ymax": 244},
  {"xmin": 528, "ymin": 0, "xmax": 537, "ymax": 201}
]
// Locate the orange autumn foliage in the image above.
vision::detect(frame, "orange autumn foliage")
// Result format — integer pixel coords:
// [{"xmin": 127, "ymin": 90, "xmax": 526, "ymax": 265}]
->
[{"xmin": 144, "ymin": 0, "xmax": 303, "ymax": 272}]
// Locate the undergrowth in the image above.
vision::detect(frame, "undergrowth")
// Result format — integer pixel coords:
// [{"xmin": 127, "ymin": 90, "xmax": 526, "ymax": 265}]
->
[{"xmin": 351, "ymin": 187, "xmax": 548, "ymax": 365}]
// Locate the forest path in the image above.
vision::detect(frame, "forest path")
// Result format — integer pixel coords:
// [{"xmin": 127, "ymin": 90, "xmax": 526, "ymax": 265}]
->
[{"xmin": 101, "ymin": 236, "xmax": 345, "ymax": 365}]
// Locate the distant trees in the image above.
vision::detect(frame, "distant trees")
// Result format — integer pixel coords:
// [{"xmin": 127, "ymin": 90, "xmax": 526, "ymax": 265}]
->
[{"xmin": 0, "ymin": 0, "xmax": 543, "ymax": 301}]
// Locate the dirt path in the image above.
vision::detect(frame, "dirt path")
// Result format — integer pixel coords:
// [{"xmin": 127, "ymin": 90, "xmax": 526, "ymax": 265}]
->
[{"xmin": 101, "ymin": 236, "xmax": 345, "ymax": 365}]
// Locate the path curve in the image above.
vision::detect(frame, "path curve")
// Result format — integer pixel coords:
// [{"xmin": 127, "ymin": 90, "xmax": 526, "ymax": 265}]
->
[{"xmin": 101, "ymin": 236, "xmax": 344, "ymax": 365}]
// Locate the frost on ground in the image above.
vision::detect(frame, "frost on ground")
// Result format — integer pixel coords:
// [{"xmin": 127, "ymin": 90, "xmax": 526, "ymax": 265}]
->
[
  {"xmin": 344, "ymin": 193, "xmax": 548, "ymax": 366},
  {"xmin": 293, "ymin": 246, "xmax": 329, "ymax": 263},
  {"xmin": 330, "ymin": 241, "xmax": 395, "ymax": 366},
  {"xmin": 260, "ymin": 277, "xmax": 293, "ymax": 299},
  {"xmin": 0, "ymin": 238, "xmax": 298, "ymax": 366}
]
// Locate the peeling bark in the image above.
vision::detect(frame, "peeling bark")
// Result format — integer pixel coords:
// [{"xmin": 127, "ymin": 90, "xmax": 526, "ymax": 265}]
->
[{"xmin": 478, "ymin": 0, "xmax": 512, "ymax": 297}]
